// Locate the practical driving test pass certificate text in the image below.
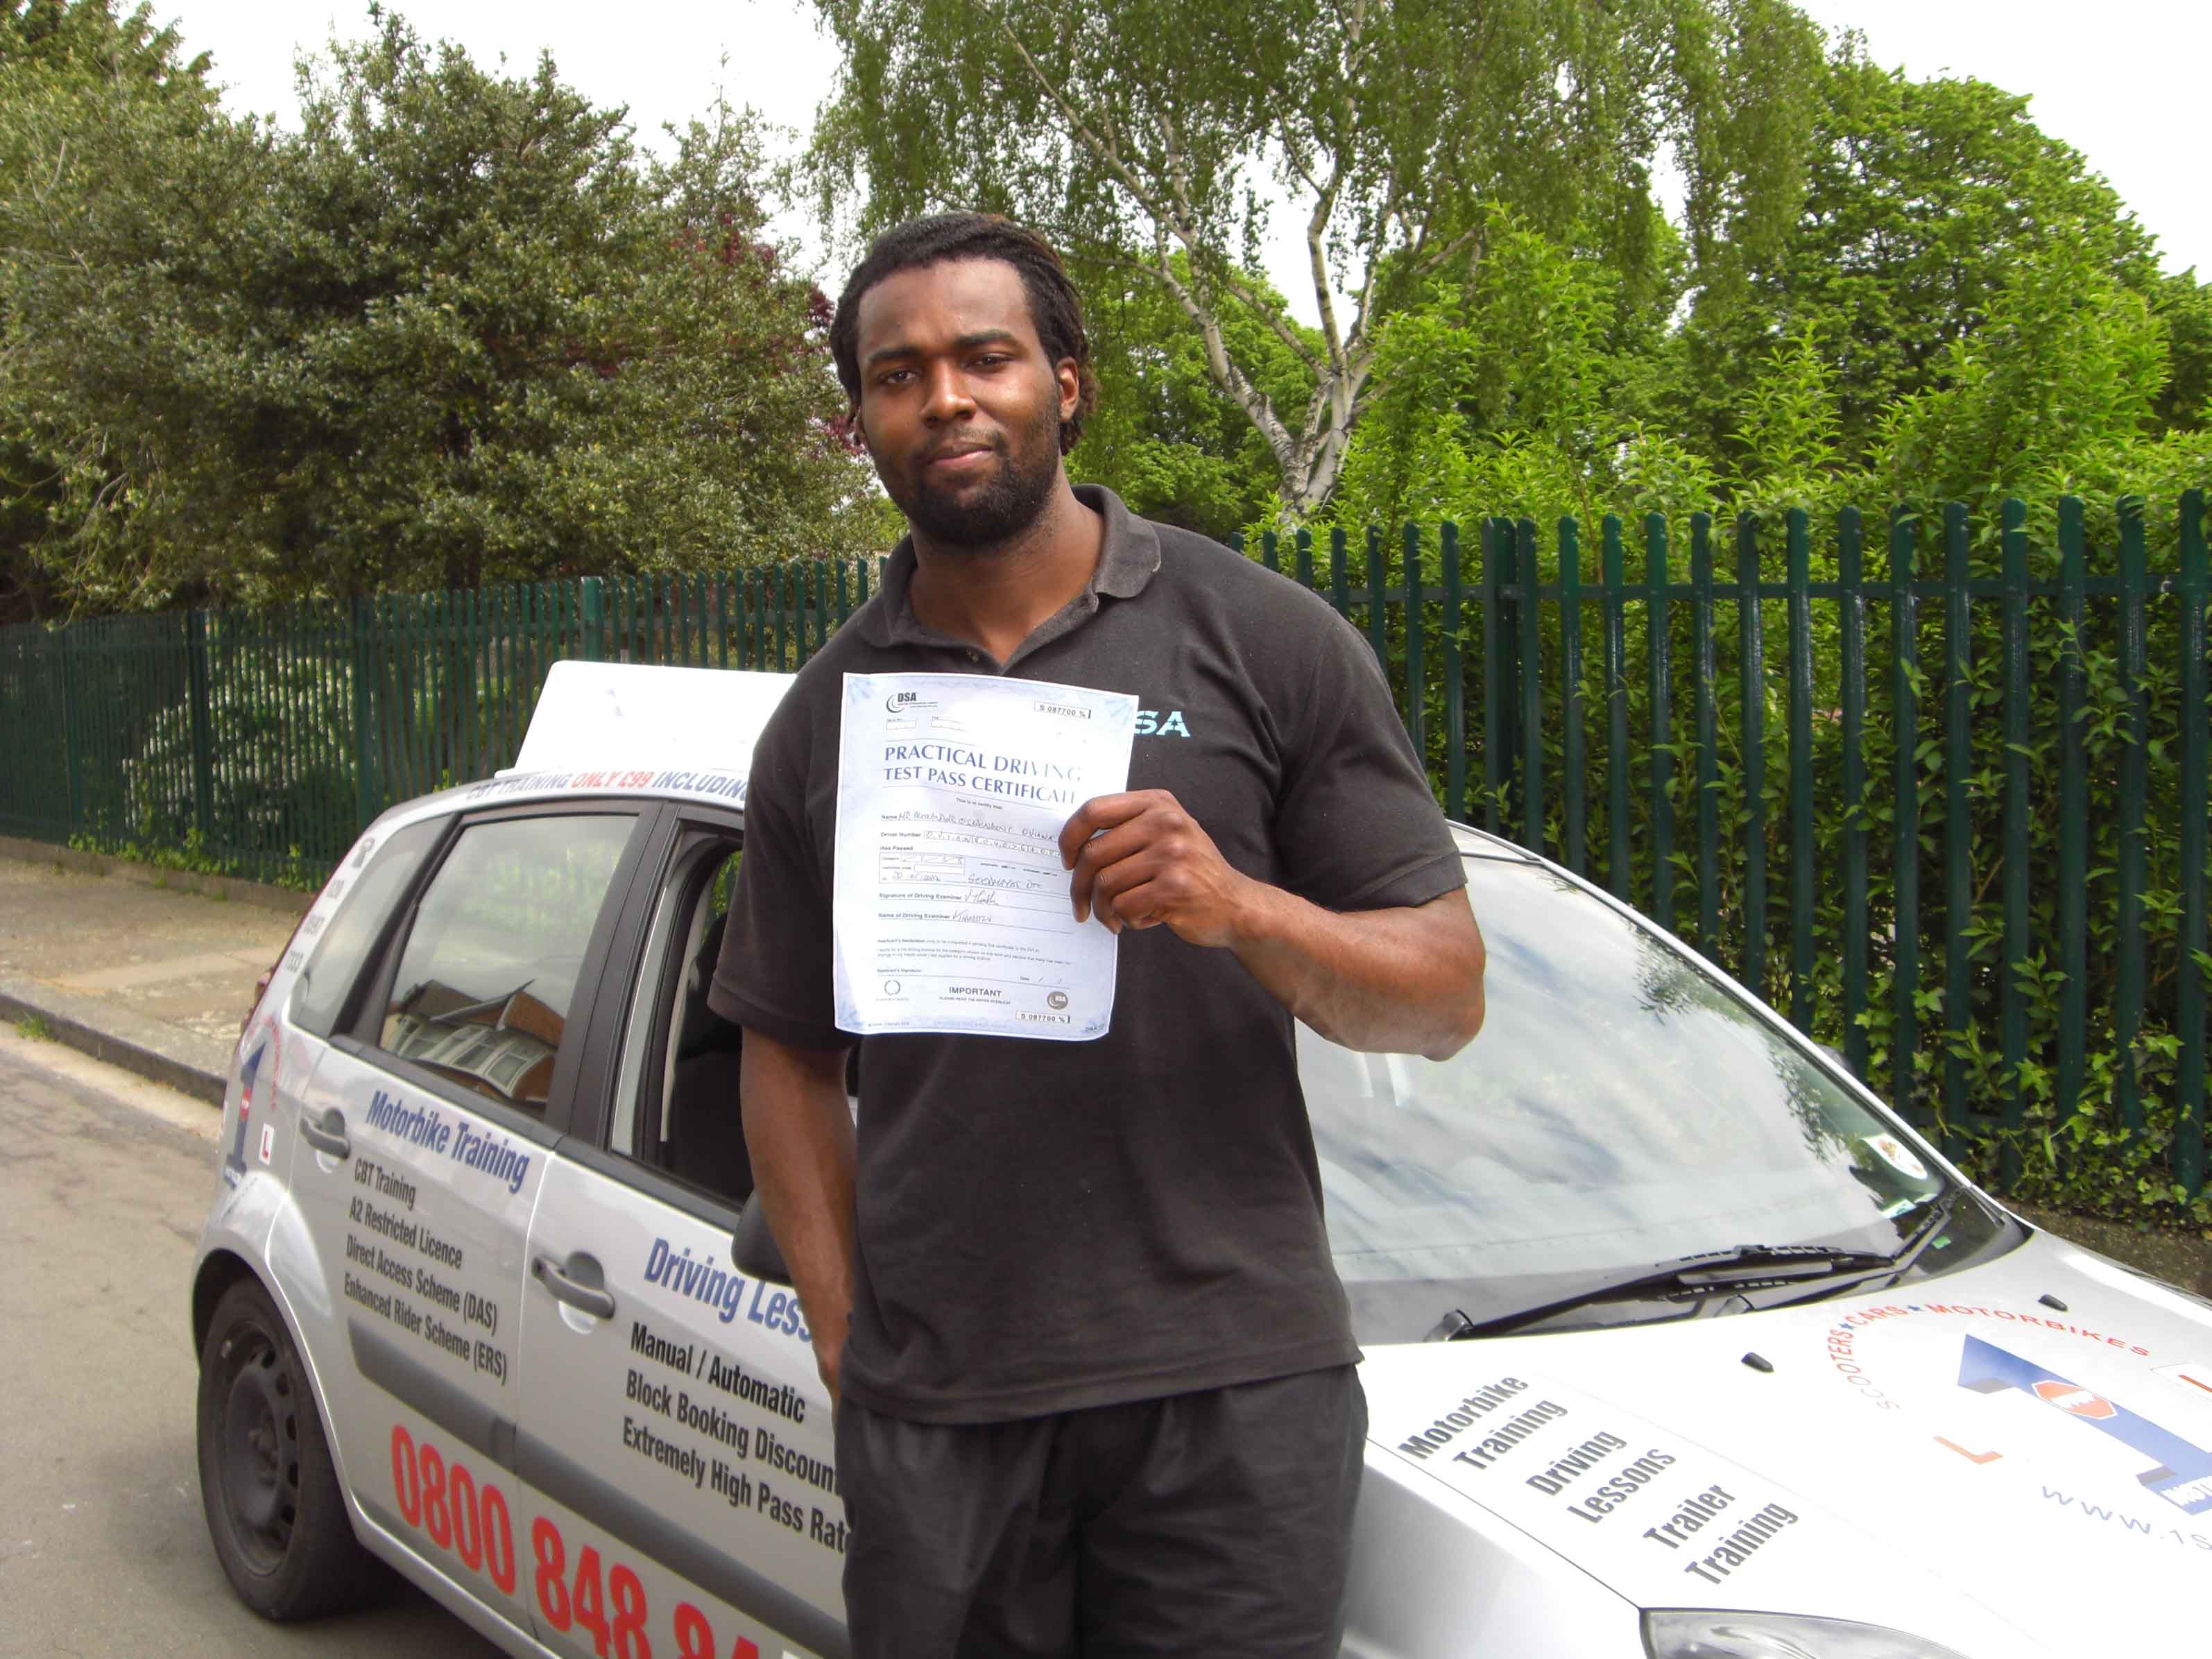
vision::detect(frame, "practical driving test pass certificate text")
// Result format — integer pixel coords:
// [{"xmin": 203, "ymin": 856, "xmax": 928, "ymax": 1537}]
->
[{"xmin": 832, "ymin": 671, "xmax": 1138, "ymax": 1040}]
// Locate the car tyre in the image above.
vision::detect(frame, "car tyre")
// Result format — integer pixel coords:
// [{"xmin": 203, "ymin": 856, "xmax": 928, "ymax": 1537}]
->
[{"xmin": 197, "ymin": 1278, "xmax": 390, "ymax": 1618}]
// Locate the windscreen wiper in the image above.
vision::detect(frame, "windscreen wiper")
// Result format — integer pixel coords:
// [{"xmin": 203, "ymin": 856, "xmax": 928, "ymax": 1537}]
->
[
  {"xmin": 1444, "ymin": 1242, "xmax": 1899, "ymax": 1341},
  {"xmin": 1722, "ymin": 1188, "xmax": 1974, "ymax": 1318},
  {"xmin": 1885, "ymin": 1186, "xmax": 1966, "ymax": 1278}
]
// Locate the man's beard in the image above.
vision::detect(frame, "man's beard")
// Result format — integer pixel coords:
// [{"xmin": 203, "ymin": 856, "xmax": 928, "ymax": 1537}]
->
[{"xmin": 882, "ymin": 402, "xmax": 1062, "ymax": 551}]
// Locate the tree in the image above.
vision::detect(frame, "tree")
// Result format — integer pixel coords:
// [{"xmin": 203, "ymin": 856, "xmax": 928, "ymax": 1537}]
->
[
  {"xmin": 1327, "ymin": 209, "xmax": 1679, "ymax": 532},
  {"xmin": 1072, "ymin": 255, "xmax": 1313, "ymax": 538},
  {"xmin": 0, "ymin": 0, "xmax": 216, "ymax": 619},
  {"xmin": 1314, "ymin": 32, "xmax": 2212, "ymax": 537},
  {"xmin": 1864, "ymin": 224, "xmax": 2211, "ymax": 524},
  {"xmin": 808, "ymin": 0, "xmax": 1824, "ymax": 515},
  {"xmin": 0, "ymin": 8, "xmax": 886, "ymax": 611},
  {"xmin": 1671, "ymin": 40, "xmax": 2210, "ymax": 470}
]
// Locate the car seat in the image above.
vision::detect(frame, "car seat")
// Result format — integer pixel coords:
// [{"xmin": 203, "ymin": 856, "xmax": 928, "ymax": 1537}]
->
[{"xmin": 662, "ymin": 911, "xmax": 753, "ymax": 1204}]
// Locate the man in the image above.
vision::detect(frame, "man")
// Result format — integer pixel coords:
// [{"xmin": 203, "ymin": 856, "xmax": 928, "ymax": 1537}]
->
[{"xmin": 710, "ymin": 212, "xmax": 1484, "ymax": 1658}]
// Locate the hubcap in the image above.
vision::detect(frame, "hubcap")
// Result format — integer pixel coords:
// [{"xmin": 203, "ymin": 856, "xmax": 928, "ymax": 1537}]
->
[{"xmin": 218, "ymin": 1327, "xmax": 300, "ymax": 1572}]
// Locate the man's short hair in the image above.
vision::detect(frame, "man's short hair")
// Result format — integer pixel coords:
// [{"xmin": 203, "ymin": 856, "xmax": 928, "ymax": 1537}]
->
[{"xmin": 830, "ymin": 212, "xmax": 1098, "ymax": 454}]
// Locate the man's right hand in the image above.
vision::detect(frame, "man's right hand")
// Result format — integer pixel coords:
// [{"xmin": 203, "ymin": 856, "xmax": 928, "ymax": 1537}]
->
[{"xmin": 740, "ymin": 1031, "xmax": 859, "ymax": 1413}]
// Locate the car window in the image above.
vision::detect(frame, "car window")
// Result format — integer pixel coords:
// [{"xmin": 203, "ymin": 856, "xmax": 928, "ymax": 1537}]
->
[
  {"xmin": 608, "ymin": 839, "xmax": 751, "ymax": 1205},
  {"xmin": 375, "ymin": 813, "xmax": 637, "ymax": 1112},
  {"xmin": 707, "ymin": 850, "xmax": 737, "ymax": 924},
  {"xmin": 290, "ymin": 817, "xmax": 444, "ymax": 1037},
  {"xmin": 1305, "ymin": 857, "xmax": 2000, "ymax": 1343}
]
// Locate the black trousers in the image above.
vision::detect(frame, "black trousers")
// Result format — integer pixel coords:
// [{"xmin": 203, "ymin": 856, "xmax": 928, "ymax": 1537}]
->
[{"xmin": 833, "ymin": 1366, "xmax": 1366, "ymax": 1659}]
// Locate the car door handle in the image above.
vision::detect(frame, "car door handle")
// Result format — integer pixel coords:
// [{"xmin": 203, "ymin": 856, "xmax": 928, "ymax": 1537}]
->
[
  {"xmin": 533, "ymin": 1253, "xmax": 617, "ymax": 1321},
  {"xmin": 299, "ymin": 1108, "xmax": 350, "ymax": 1160}
]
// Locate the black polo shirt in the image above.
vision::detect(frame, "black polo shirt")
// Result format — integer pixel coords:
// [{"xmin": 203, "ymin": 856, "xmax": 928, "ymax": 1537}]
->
[{"xmin": 710, "ymin": 485, "xmax": 1465, "ymax": 1422}]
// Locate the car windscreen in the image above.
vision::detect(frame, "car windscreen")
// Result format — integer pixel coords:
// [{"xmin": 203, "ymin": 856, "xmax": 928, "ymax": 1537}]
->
[{"xmin": 1304, "ymin": 855, "xmax": 1980, "ymax": 1344}]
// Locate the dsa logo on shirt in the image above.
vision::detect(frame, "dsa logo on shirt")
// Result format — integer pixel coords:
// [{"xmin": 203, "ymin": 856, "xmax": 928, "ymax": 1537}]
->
[{"xmin": 1134, "ymin": 709, "xmax": 1190, "ymax": 738}]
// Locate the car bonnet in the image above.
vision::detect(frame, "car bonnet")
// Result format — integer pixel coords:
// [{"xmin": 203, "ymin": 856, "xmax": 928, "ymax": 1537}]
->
[{"xmin": 1357, "ymin": 1228, "xmax": 2212, "ymax": 1655}]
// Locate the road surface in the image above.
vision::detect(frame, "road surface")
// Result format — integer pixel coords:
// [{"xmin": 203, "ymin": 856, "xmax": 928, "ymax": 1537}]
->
[{"xmin": 0, "ymin": 1030, "xmax": 503, "ymax": 1658}]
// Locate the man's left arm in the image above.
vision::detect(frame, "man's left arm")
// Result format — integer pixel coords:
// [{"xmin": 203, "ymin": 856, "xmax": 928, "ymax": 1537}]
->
[{"xmin": 1060, "ymin": 790, "xmax": 1485, "ymax": 1060}]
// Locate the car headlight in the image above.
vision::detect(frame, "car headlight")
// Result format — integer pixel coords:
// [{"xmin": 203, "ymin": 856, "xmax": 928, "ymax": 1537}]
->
[{"xmin": 1643, "ymin": 1611, "xmax": 1977, "ymax": 1659}]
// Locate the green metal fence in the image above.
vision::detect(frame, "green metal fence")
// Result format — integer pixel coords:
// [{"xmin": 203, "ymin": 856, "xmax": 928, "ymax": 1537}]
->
[
  {"xmin": 1228, "ymin": 493, "xmax": 2209, "ymax": 1198},
  {"xmin": 1, "ymin": 497, "xmax": 2206, "ymax": 1196},
  {"xmin": 0, "ymin": 560, "xmax": 875, "ymax": 886}
]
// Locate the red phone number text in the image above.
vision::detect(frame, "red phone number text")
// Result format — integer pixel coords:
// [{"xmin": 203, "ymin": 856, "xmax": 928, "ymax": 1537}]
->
[{"xmin": 391, "ymin": 1423, "xmax": 771, "ymax": 1659}]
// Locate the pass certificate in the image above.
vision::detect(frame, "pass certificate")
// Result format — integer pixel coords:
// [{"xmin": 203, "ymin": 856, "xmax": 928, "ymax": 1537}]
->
[{"xmin": 832, "ymin": 671, "xmax": 1138, "ymax": 1040}]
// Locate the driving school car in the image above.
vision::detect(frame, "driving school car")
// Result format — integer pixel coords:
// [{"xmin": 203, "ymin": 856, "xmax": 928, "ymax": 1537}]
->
[{"xmin": 192, "ymin": 660, "xmax": 2210, "ymax": 1658}]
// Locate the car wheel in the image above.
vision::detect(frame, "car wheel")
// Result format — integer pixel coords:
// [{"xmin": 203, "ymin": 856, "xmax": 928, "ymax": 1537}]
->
[{"xmin": 196, "ymin": 1278, "xmax": 390, "ymax": 1618}]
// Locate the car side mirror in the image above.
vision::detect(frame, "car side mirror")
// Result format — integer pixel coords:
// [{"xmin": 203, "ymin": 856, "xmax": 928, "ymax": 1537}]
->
[{"xmin": 732, "ymin": 1194, "xmax": 793, "ymax": 1287}]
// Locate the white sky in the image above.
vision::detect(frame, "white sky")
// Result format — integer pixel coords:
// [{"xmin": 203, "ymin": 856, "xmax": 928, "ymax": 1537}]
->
[{"xmin": 173, "ymin": 0, "xmax": 2210, "ymax": 323}]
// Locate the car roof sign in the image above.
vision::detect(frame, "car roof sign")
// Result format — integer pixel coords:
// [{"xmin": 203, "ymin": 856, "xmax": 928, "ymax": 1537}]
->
[{"xmin": 501, "ymin": 660, "xmax": 794, "ymax": 795}]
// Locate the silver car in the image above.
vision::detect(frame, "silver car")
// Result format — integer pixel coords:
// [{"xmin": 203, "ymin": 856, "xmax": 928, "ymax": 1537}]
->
[{"xmin": 192, "ymin": 663, "xmax": 2211, "ymax": 1658}]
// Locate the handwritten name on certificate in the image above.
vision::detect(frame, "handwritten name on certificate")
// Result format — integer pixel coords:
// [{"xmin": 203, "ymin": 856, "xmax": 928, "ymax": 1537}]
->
[{"xmin": 832, "ymin": 672, "xmax": 1138, "ymax": 1040}]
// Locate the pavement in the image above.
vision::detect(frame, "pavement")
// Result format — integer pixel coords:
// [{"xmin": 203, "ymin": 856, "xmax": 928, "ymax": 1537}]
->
[
  {"xmin": 0, "ymin": 840, "xmax": 304, "ymax": 1106},
  {"xmin": 0, "ymin": 1029, "xmax": 500, "ymax": 1656}
]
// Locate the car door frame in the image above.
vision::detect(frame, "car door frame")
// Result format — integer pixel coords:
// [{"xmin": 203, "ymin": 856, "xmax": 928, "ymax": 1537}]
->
[
  {"xmin": 298, "ymin": 796, "xmax": 675, "ymax": 1619},
  {"xmin": 322, "ymin": 794, "xmax": 674, "ymax": 1449},
  {"xmin": 562, "ymin": 802, "xmax": 748, "ymax": 1217},
  {"xmin": 510, "ymin": 802, "xmax": 855, "ymax": 1658}
]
